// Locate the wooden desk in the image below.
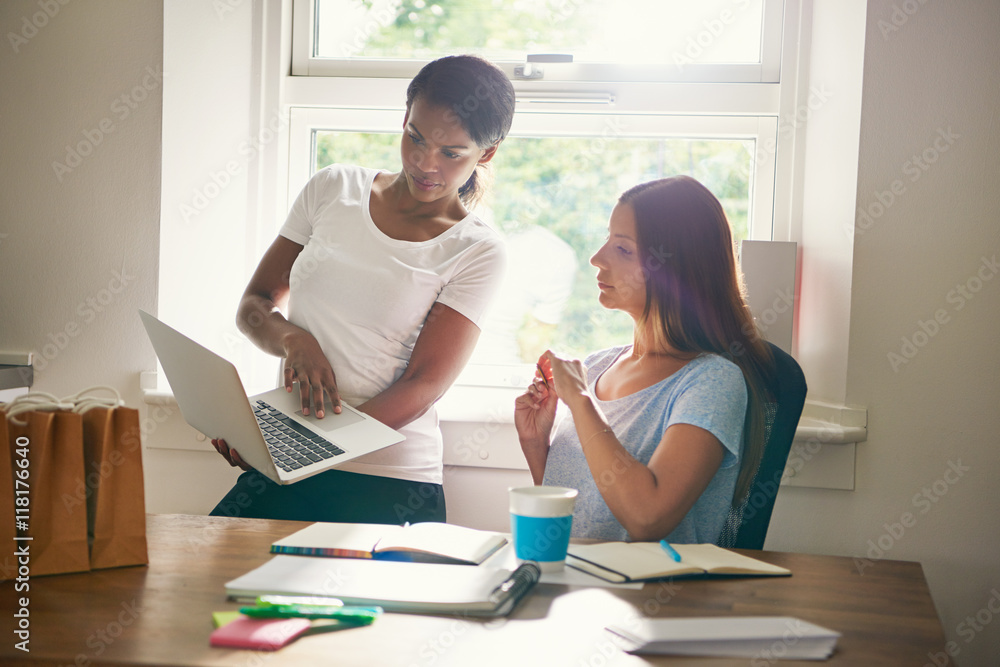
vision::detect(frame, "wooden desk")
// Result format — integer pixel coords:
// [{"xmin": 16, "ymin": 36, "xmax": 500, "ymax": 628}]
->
[{"xmin": 1, "ymin": 514, "xmax": 945, "ymax": 666}]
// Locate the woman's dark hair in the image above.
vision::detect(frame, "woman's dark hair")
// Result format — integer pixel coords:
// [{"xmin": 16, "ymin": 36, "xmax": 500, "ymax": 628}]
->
[
  {"xmin": 618, "ymin": 176, "xmax": 776, "ymax": 506},
  {"xmin": 406, "ymin": 55, "xmax": 516, "ymax": 207}
]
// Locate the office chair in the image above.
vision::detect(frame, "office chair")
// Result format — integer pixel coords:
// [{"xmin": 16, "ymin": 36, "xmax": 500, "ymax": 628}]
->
[{"xmin": 716, "ymin": 341, "xmax": 807, "ymax": 550}]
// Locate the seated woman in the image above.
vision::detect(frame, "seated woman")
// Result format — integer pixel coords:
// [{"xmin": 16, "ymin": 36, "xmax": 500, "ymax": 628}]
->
[{"xmin": 514, "ymin": 176, "xmax": 775, "ymax": 543}]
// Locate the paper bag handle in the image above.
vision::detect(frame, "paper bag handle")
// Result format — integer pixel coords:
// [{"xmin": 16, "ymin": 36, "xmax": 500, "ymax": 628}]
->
[{"xmin": 2, "ymin": 385, "xmax": 124, "ymax": 425}]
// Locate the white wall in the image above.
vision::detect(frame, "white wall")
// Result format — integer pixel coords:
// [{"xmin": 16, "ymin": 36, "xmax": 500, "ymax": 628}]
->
[
  {"xmin": 0, "ymin": 3, "xmax": 160, "ymax": 425},
  {"xmin": 767, "ymin": 1, "xmax": 1000, "ymax": 665},
  {"xmin": 3, "ymin": 1, "xmax": 999, "ymax": 664}
]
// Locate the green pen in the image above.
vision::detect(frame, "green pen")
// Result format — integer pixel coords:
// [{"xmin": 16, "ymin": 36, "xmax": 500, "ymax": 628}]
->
[{"xmin": 241, "ymin": 596, "xmax": 382, "ymax": 624}]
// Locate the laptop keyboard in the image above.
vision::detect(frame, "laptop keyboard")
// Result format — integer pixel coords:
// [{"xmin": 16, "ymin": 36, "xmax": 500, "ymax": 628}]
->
[{"xmin": 253, "ymin": 400, "xmax": 345, "ymax": 473}]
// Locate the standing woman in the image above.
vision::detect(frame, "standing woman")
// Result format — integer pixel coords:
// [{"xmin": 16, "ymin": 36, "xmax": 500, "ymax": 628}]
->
[
  {"xmin": 515, "ymin": 176, "xmax": 775, "ymax": 543},
  {"xmin": 211, "ymin": 55, "xmax": 516, "ymax": 524}
]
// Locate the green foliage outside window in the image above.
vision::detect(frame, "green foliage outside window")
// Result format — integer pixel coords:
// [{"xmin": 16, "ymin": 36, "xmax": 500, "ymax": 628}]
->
[{"xmin": 315, "ymin": 130, "xmax": 751, "ymax": 359}]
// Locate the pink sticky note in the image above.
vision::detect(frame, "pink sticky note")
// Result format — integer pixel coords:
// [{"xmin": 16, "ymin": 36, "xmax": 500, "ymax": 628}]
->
[{"xmin": 209, "ymin": 616, "xmax": 312, "ymax": 651}]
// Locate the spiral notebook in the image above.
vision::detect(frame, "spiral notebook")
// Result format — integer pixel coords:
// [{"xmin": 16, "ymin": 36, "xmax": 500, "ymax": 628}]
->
[{"xmin": 224, "ymin": 555, "xmax": 540, "ymax": 617}]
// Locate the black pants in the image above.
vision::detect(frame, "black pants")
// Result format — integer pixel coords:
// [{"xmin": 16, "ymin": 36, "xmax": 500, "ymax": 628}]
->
[{"xmin": 209, "ymin": 468, "xmax": 446, "ymax": 524}]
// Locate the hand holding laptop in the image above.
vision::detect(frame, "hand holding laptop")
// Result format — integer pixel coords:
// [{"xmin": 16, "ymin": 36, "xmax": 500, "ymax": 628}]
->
[
  {"xmin": 211, "ymin": 386, "xmax": 342, "ymax": 472},
  {"xmin": 139, "ymin": 310, "xmax": 404, "ymax": 485},
  {"xmin": 212, "ymin": 437, "xmax": 252, "ymax": 471}
]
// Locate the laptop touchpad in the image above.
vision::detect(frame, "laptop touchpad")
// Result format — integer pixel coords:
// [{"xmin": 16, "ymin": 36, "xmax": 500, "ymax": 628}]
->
[{"xmin": 295, "ymin": 408, "xmax": 365, "ymax": 432}]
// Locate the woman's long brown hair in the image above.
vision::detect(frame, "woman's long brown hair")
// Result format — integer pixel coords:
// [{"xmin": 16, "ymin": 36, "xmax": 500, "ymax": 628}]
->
[{"xmin": 619, "ymin": 176, "xmax": 776, "ymax": 505}]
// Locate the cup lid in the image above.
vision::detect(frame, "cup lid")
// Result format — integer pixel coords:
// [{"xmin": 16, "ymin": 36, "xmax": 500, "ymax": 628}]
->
[{"xmin": 509, "ymin": 485, "xmax": 578, "ymax": 517}]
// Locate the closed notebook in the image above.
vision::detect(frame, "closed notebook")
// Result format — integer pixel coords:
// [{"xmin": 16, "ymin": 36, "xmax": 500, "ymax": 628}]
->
[
  {"xmin": 606, "ymin": 616, "xmax": 840, "ymax": 659},
  {"xmin": 566, "ymin": 542, "xmax": 791, "ymax": 583},
  {"xmin": 225, "ymin": 555, "xmax": 540, "ymax": 617},
  {"xmin": 270, "ymin": 521, "xmax": 507, "ymax": 566}
]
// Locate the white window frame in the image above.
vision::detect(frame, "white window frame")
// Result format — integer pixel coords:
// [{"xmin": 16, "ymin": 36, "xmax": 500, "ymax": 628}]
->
[
  {"xmin": 278, "ymin": 0, "xmax": 789, "ymax": 404},
  {"xmin": 290, "ymin": 0, "xmax": 785, "ymax": 83}
]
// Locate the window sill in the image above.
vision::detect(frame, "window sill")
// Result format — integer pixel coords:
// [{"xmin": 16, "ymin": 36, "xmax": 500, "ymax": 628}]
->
[
  {"xmin": 142, "ymin": 375, "xmax": 869, "ymax": 447},
  {"xmin": 437, "ymin": 386, "xmax": 867, "ymax": 490},
  {"xmin": 782, "ymin": 401, "xmax": 867, "ymax": 491},
  {"xmin": 141, "ymin": 371, "xmax": 867, "ymax": 490},
  {"xmin": 439, "ymin": 386, "xmax": 867, "ymax": 439}
]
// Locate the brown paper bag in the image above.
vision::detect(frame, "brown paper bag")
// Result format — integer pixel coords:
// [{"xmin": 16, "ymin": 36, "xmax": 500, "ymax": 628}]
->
[
  {"xmin": 80, "ymin": 406, "xmax": 148, "ymax": 569},
  {"xmin": 4, "ymin": 409, "xmax": 91, "ymax": 577},
  {"xmin": 0, "ymin": 413, "xmax": 17, "ymax": 580}
]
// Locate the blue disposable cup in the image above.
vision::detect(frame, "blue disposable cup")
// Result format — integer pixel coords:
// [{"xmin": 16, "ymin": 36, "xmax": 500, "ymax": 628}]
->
[{"xmin": 509, "ymin": 486, "xmax": 578, "ymax": 572}]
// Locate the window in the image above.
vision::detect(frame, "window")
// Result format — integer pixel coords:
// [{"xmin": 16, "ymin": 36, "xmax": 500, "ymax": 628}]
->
[
  {"xmin": 282, "ymin": 0, "xmax": 787, "ymax": 392},
  {"xmin": 297, "ymin": 0, "xmax": 782, "ymax": 82},
  {"xmin": 158, "ymin": 1, "xmax": 870, "ymax": 476},
  {"xmin": 155, "ymin": 0, "xmax": 795, "ymax": 404},
  {"xmin": 287, "ymin": 109, "xmax": 772, "ymax": 383}
]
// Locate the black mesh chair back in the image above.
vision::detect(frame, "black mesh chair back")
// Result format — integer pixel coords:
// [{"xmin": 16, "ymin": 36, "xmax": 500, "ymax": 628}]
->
[{"xmin": 716, "ymin": 342, "xmax": 807, "ymax": 550}]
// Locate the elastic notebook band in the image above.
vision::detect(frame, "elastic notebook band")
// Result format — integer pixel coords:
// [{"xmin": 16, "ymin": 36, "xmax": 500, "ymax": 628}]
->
[{"xmin": 488, "ymin": 561, "xmax": 541, "ymax": 606}]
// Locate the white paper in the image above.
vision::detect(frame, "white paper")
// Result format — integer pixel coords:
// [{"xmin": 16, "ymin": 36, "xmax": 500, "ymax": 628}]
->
[{"xmin": 606, "ymin": 616, "xmax": 840, "ymax": 660}]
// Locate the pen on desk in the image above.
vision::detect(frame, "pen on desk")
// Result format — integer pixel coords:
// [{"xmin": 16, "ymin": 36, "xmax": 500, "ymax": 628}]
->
[
  {"xmin": 659, "ymin": 540, "xmax": 682, "ymax": 562},
  {"xmin": 242, "ymin": 597, "xmax": 382, "ymax": 624}
]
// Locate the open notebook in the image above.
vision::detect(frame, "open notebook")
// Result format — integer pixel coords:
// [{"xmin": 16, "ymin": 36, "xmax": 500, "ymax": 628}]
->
[
  {"xmin": 270, "ymin": 522, "xmax": 507, "ymax": 566},
  {"xmin": 566, "ymin": 542, "xmax": 791, "ymax": 583}
]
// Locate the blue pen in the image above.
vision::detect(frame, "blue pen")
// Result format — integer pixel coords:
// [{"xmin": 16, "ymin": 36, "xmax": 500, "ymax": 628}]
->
[{"xmin": 659, "ymin": 540, "xmax": 682, "ymax": 562}]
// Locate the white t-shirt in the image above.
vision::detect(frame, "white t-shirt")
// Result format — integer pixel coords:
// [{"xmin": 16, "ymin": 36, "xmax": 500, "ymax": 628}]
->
[
  {"xmin": 543, "ymin": 347, "xmax": 747, "ymax": 543},
  {"xmin": 278, "ymin": 164, "xmax": 506, "ymax": 484}
]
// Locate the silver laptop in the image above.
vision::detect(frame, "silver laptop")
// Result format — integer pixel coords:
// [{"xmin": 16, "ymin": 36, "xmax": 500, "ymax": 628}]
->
[{"xmin": 139, "ymin": 310, "xmax": 405, "ymax": 485}]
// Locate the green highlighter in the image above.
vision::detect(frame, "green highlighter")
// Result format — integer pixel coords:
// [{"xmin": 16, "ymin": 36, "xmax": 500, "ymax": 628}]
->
[{"xmin": 240, "ymin": 595, "xmax": 382, "ymax": 626}]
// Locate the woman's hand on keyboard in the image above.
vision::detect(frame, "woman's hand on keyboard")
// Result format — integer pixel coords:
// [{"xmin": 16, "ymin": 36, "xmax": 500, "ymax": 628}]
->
[
  {"xmin": 280, "ymin": 329, "xmax": 342, "ymax": 418},
  {"xmin": 212, "ymin": 438, "xmax": 254, "ymax": 472}
]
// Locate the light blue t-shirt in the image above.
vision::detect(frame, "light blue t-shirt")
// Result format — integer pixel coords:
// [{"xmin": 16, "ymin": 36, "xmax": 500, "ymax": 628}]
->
[{"xmin": 542, "ymin": 346, "xmax": 747, "ymax": 544}]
